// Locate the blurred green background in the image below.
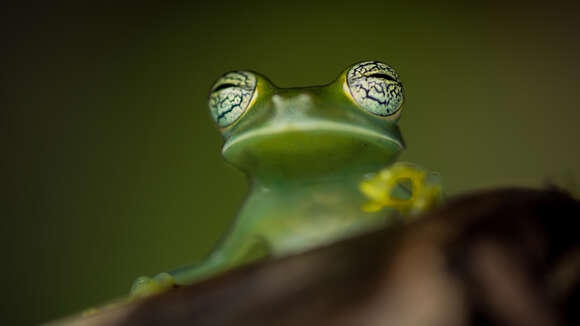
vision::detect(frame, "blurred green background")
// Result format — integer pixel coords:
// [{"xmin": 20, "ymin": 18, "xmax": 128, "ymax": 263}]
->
[{"xmin": 2, "ymin": 1, "xmax": 579, "ymax": 324}]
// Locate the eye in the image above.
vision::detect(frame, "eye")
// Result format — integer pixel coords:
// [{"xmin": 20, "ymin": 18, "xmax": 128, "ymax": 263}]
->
[
  {"xmin": 346, "ymin": 61, "xmax": 404, "ymax": 119},
  {"xmin": 209, "ymin": 71, "xmax": 257, "ymax": 128}
]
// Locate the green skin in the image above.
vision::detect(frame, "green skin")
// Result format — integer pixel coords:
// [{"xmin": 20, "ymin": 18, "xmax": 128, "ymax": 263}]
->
[{"xmin": 131, "ymin": 61, "xmax": 406, "ymax": 293}]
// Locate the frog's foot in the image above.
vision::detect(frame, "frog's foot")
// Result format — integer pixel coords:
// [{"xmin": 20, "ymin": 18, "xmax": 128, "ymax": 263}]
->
[
  {"xmin": 81, "ymin": 301, "xmax": 128, "ymax": 317},
  {"xmin": 129, "ymin": 272, "xmax": 175, "ymax": 299},
  {"xmin": 359, "ymin": 162, "xmax": 443, "ymax": 220}
]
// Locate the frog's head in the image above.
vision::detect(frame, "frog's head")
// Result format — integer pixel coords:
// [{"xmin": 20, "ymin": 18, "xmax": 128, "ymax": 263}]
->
[{"xmin": 208, "ymin": 61, "xmax": 405, "ymax": 180}]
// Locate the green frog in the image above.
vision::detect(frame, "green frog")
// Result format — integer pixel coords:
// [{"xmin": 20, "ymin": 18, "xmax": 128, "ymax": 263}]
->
[{"xmin": 130, "ymin": 61, "xmax": 441, "ymax": 297}]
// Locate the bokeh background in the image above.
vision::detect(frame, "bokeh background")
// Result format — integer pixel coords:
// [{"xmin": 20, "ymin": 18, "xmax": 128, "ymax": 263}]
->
[{"xmin": 2, "ymin": 1, "xmax": 579, "ymax": 324}]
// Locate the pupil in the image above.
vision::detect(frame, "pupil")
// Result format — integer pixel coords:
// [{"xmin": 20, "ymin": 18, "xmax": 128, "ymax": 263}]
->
[
  {"xmin": 367, "ymin": 73, "xmax": 397, "ymax": 82},
  {"xmin": 212, "ymin": 83, "xmax": 237, "ymax": 92}
]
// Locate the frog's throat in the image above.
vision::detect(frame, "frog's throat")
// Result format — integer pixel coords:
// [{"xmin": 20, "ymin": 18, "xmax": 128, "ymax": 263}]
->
[{"xmin": 221, "ymin": 120, "xmax": 404, "ymax": 155}]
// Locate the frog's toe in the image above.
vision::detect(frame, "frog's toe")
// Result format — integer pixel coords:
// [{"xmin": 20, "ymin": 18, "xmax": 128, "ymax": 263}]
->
[
  {"xmin": 130, "ymin": 272, "xmax": 175, "ymax": 299},
  {"xmin": 81, "ymin": 307, "xmax": 101, "ymax": 316},
  {"xmin": 360, "ymin": 162, "xmax": 443, "ymax": 217}
]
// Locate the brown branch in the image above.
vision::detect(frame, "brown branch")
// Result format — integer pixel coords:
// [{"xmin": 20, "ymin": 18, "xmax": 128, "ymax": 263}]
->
[{"xmin": 52, "ymin": 188, "xmax": 580, "ymax": 326}]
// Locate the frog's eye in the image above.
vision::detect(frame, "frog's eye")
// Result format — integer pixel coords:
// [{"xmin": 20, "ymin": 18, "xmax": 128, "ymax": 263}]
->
[
  {"xmin": 209, "ymin": 71, "xmax": 257, "ymax": 128},
  {"xmin": 345, "ymin": 61, "xmax": 404, "ymax": 120}
]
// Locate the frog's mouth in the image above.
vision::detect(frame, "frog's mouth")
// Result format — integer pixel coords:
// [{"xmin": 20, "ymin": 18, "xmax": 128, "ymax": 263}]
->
[{"xmin": 221, "ymin": 120, "xmax": 404, "ymax": 178}]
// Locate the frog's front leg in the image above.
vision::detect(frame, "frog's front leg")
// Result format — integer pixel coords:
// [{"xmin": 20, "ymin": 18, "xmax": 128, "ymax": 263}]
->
[
  {"xmin": 360, "ymin": 162, "xmax": 443, "ymax": 219},
  {"xmin": 129, "ymin": 234, "xmax": 271, "ymax": 298},
  {"xmin": 130, "ymin": 272, "xmax": 175, "ymax": 298}
]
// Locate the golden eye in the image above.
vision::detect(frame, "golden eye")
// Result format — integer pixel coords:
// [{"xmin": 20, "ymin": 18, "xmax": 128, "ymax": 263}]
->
[
  {"xmin": 209, "ymin": 71, "xmax": 257, "ymax": 128},
  {"xmin": 346, "ymin": 61, "xmax": 404, "ymax": 119}
]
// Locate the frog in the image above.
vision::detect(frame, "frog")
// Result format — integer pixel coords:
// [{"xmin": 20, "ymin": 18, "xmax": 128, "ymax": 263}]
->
[{"xmin": 129, "ymin": 61, "xmax": 442, "ymax": 297}]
